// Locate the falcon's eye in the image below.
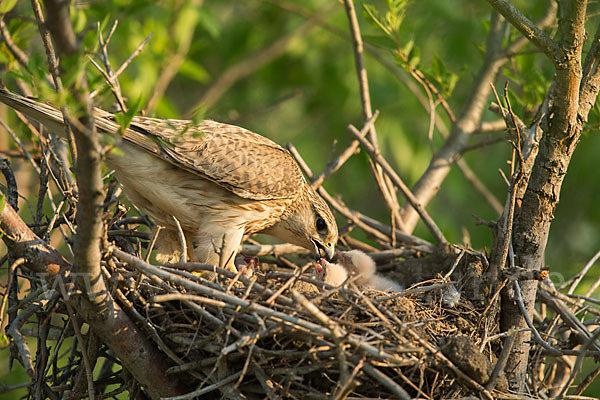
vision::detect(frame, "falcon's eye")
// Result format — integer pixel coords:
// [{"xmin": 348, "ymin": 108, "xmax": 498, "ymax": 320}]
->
[{"xmin": 316, "ymin": 217, "xmax": 327, "ymax": 232}]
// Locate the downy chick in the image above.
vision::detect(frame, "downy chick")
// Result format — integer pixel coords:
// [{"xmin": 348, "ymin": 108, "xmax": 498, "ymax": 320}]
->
[
  {"xmin": 337, "ymin": 250, "xmax": 403, "ymax": 292},
  {"xmin": 313, "ymin": 258, "xmax": 348, "ymax": 287}
]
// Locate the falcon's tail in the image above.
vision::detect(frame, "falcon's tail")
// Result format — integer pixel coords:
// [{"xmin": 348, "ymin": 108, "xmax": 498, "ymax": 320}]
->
[{"xmin": 0, "ymin": 88, "xmax": 67, "ymax": 135}]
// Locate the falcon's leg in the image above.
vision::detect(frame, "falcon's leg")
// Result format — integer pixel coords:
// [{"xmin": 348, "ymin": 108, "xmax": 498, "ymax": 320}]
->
[
  {"xmin": 192, "ymin": 225, "xmax": 244, "ymax": 272},
  {"xmin": 154, "ymin": 229, "xmax": 183, "ymax": 263}
]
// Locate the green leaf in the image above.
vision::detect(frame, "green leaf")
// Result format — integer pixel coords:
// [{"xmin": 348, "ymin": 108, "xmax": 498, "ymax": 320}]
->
[
  {"xmin": 402, "ymin": 39, "xmax": 414, "ymax": 55},
  {"xmin": 197, "ymin": 8, "xmax": 220, "ymax": 38},
  {"xmin": 179, "ymin": 59, "xmax": 210, "ymax": 83},
  {"xmin": 408, "ymin": 46, "xmax": 420, "ymax": 68},
  {"xmin": 0, "ymin": 0, "xmax": 18, "ymax": 14},
  {"xmin": 361, "ymin": 3, "xmax": 390, "ymax": 36},
  {"xmin": 0, "ymin": 193, "xmax": 5, "ymax": 214},
  {"xmin": 114, "ymin": 96, "xmax": 144, "ymax": 135},
  {"xmin": 174, "ymin": 4, "xmax": 199, "ymax": 46},
  {"xmin": 0, "ymin": 333, "xmax": 9, "ymax": 349}
]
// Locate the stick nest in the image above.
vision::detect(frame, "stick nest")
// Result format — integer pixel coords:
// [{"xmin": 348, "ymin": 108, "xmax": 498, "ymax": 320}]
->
[{"xmin": 105, "ymin": 248, "xmax": 509, "ymax": 399}]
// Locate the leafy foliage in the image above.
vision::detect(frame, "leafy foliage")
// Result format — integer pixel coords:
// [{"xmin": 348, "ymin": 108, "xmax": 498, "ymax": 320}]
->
[{"xmin": 1, "ymin": 1, "xmax": 600, "ymax": 395}]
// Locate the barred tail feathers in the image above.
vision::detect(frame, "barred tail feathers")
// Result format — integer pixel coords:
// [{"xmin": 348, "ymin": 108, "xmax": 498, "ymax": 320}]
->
[{"xmin": 0, "ymin": 88, "xmax": 68, "ymax": 135}]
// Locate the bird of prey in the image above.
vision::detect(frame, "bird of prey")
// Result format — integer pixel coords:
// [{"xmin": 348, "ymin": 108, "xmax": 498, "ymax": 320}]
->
[
  {"xmin": 0, "ymin": 89, "xmax": 338, "ymax": 270},
  {"xmin": 316, "ymin": 250, "xmax": 403, "ymax": 292}
]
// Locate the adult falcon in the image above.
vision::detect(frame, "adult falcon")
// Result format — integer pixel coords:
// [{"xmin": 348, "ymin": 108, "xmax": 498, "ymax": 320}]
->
[{"xmin": 0, "ymin": 89, "xmax": 338, "ymax": 270}]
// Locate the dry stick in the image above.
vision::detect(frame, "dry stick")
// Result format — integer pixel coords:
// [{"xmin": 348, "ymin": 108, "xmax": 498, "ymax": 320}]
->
[
  {"xmin": 555, "ymin": 328, "xmax": 600, "ymax": 400},
  {"xmin": 163, "ymin": 371, "xmax": 243, "ymax": 400},
  {"xmin": 512, "ymin": 280, "xmax": 561, "ymax": 355},
  {"xmin": 286, "ymin": 142, "xmax": 436, "ymax": 252},
  {"xmin": 0, "ymin": 17, "xmax": 30, "ymax": 72},
  {"xmin": 96, "ymin": 21, "xmax": 127, "ymax": 112},
  {"xmin": 360, "ymin": 362, "xmax": 411, "ymax": 400},
  {"xmin": 0, "ymin": 119, "xmax": 41, "ymax": 175},
  {"xmin": 0, "ymin": 258, "xmax": 26, "ymax": 330},
  {"xmin": 251, "ymin": 362, "xmax": 283, "ymax": 400},
  {"xmin": 113, "ymin": 249, "xmax": 404, "ymax": 364},
  {"xmin": 6, "ymin": 301, "xmax": 38, "ymax": 377},
  {"xmin": 342, "ymin": 0, "xmax": 403, "ymax": 234},
  {"xmin": 567, "ymin": 249, "xmax": 600, "ymax": 295},
  {"xmin": 114, "ymin": 32, "xmax": 154, "ymax": 79},
  {"xmin": 488, "ymin": 83, "xmax": 522, "ymax": 275},
  {"xmin": 64, "ymin": 302, "xmax": 96, "ymax": 400},
  {"xmin": 286, "ymin": 143, "xmax": 391, "ymax": 245},
  {"xmin": 90, "ymin": 31, "xmax": 154, "ymax": 100},
  {"xmin": 291, "ymin": 290, "xmax": 350, "ymax": 394},
  {"xmin": 274, "ymin": 1, "xmax": 503, "ymax": 218},
  {"xmin": 485, "ymin": 327, "xmax": 516, "ymax": 391},
  {"xmin": 396, "ymin": 9, "xmax": 552, "ymax": 233},
  {"xmin": 333, "ymin": 356, "xmax": 364, "ymax": 400},
  {"xmin": 265, "ymin": 263, "xmax": 312, "ymax": 305},
  {"xmin": 403, "ymin": 327, "xmax": 494, "ymax": 400},
  {"xmin": 145, "ymin": 225, "xmax": 162, "ymax": 262},
  {"xmin": 538, "ymin": 284, "xmax": 600, "ymax": 353},
  {"xmin": 310, "ymin": 111, "xmax": 379, "ymax": 190},
  {"xmin": 29, "ymin": 0, "xmax": 79, "ymax": 165},
  {"xmin": 348, "ymin": 124, "xmax": 447, "ymax": 245},
  {"xmin": 31, "ymin": 2, "xmax": 187, "ymax": 396},
  {"xmin": 0, "ymin": 156, "xmax": 18, "ymax": 210},
  {"xmin": 443, "ymin": 249, "xmax": 465, "ymax": 280},
  {"xmin": 170, "ymin": 262, "xmax": 295, "ymax": 307},
  {"xmin": 88, "ymin": 57, "xmax": 127, "ymax": 113},
  {"xmin": 573, "ymin": 363, "xmax": 600, "ymax": 396},
  {"xmin": 0, "ymin": 202, "xmax": 187, "ymax": 396}
]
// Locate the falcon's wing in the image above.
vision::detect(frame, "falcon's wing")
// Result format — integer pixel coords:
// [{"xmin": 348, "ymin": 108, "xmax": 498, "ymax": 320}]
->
[
  {"xmin": 0, "ymin": 89, "xmax": 303, "ymax": 200},
  {"xmin": 120, "ymin": 118, "xmax": 304, "ymax": 200}
]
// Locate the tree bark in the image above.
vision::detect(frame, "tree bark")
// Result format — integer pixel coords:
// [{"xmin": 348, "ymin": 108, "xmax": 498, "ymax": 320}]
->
[{"xmin": 495, "ymin": 0, "xmax": 593, "ymax": 390}]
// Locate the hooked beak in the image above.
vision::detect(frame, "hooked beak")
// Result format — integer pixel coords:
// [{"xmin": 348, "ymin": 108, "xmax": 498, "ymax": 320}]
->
[{"xmin": 312, "ymin": 239, "xmax": 335, "ymax": 261}]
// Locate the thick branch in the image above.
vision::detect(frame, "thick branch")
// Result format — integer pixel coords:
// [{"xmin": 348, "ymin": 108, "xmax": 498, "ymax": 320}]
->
[
  {"xmin": 399, "ymin": 12, "xmax": 507, "ymax": 232},
  {"xmin": 503, "ymin": 0, "xmax": 590, "ymax": 390},
  {"xmin": 487, "ymin": 0, "xmax": 563, "ymax": 65},
  {"xmin": 0, "ymin": 200, "xmax": 189, "ymax": 398}
]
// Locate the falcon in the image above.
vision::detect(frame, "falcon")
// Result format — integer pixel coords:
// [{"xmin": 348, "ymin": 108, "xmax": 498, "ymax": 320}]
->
[{"xmin": 0, "ymin": 89, "xmax": 338, "ymax": 270}]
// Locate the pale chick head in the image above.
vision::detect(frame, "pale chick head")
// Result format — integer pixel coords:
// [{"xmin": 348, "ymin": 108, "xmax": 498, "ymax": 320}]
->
[
  {"xmin": 314, "ymin": 258, "xmax": 348, "ymax": 287},
  {"xmin": 337, "ymin": 249, "xmax": 376, "ymax": 279},
  {"xmin": 271, "ymin": 183, "xmax": 337, "ymax": 261}
]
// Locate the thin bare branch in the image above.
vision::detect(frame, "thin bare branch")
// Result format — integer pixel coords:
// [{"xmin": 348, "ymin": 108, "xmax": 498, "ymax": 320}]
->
[
  {"xmin": 342, "ymin": 0, "xmax": 403, "ymax": 233},
  {"xmin": 348, "ymin": 124, "xmax": 447, "ymax": 245},
  {"xmin": 310, "ymin": 111, "xmax": 379, "ymax": 190}
]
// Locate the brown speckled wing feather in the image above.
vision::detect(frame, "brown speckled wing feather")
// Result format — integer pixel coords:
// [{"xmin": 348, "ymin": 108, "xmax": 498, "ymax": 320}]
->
[{"xmin": 119, "ymin": 118, "xmax": 304, "ymax": 200}]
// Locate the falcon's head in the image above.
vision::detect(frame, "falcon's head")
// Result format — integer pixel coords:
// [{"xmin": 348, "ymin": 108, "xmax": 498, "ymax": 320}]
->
[
  {"xmin": 267, "ymin": 183, "xmax": 338, "ymax": 260},
  {"xmin": 305, "ymin": 186, "xmax": 338, "ymax": 261}
]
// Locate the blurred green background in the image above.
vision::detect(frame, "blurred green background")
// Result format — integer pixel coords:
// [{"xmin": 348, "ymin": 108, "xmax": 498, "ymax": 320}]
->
[{"xmin": 1, "ymin": 0, "xmax": 599, "ymax": 397}]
